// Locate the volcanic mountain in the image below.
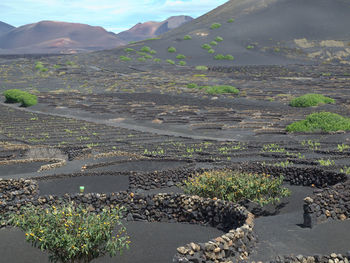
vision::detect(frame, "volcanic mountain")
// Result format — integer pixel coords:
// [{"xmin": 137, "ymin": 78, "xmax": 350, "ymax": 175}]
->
[
  {"xmin": 0, "ymin": 21, "xmax": 126, "ymax": 54},
  {"xmin": 116, "ymin": 16, "xmax": 193, "ymax": 42},
  {"xmin": 119, "ymin": 0, "xmax": 350, "ymax": 65},
  {"xmin": 0, "ymin": 21, "xmax": 15, "ymax": 36}
]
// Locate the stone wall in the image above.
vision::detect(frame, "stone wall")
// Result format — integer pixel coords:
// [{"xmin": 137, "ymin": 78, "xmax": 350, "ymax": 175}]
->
[
  {"xmin": 232, "ymin": 163, "xmax": 347, "ymax": 187},
  {"xmin": 303, "ymin": 179, "xmax": 350, "ymax": 227},
  {"xmin": 269, "ymin": 253, "xmax": 350, "ymax": 263},
  {"xmin": 0, "ymin": 178, "xmax": 255, "ymax": 262}
]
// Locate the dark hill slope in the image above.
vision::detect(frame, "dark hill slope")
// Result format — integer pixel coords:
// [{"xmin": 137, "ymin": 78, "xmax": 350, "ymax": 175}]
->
[
  {"xmin": 123, "ymin": 0, "xmax": 350, "ymax": 65},
  {"xmin": 0, "ymin": 21, "xmax": 15, "ymax": 36}
]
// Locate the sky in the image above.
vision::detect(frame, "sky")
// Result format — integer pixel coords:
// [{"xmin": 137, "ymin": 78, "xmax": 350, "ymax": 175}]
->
[{"xmin": 1, "ymin": 0, "xmax": 227, "ymax": 33}]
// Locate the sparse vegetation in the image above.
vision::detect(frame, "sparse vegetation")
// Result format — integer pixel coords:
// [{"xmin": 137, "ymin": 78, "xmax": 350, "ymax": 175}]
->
[
  {"xmin": 287, "ymin": 112, "xmax": 350, "ymax": 132},
  {"xmin": 208, "ymin": 49, "xmax": 215, "ymax": 54},
  {"xmin": 195, "ymin": 66, "xmax": 208, "ymax": 71},
  {"xmin": 290, "ymin": 94, "xmax": 335, "ymax": 107},
  {"xmin": 35, "ymin": 62, "xmax": 48, "ymax": 72},
  {"xmin": 153, "ymin": 58, "xmax": 161, "ymax": 62},
  {"xmin": 167, "ymin": 47, "xmax": 176, "ymax": 53},
  {"xmin": 119, "ymin": 56, "xmax": 132, "ymax": 62},
  {"xmin": 206, "ymin": 85, "xmax": 239, "ymax": 95},
  {"xmin": 210, "ymin": 23, "xmax": 222, "ymax": 29},
  {"xmin": 317, "ymin": 159, "xmax": 335, "ymax": 166},
  {"xmin": 214, "ymin": 54, "xmax": 234, "ymax": 60},
  {"xmin": 215, "ymin": 36, "xmax": 224, "ymax": 42},
  {"xmin": 178, "ymin": 61, "xmax": 187, "ymax": 66},
  {"xmin": 337, "ymin": 144, "xmax": 350, "ymax": 152},
  {"xmin": 246, "ymin": 45, "xmax": 255, "ymax": 50},
  {"xmin": 183, "ymin": 35, "xmax": 192, "ymax": 40},
  {"xmin": 137, "ymin": 57, "xmax": 146, "ymax": 62},
  {"xmin": 166, "ymin": 59, "xmax": 175, "ymax": 65},
  {"xmin": 210, "ymin": 41, "xmax": 218, "ymax": 46},
  {"xmin": 201, "ymin": 44, "xmax": 212, "ymax": 50},
  {"xmin": 182, "ymin": 170, "xmax": 290, "ymax": 206},
  {"xmin": 227, "ymin": 18, "xmax": 235, "ymax": 23},
  {"xmin": 124, "ymin": 48, "xmax": 134, "ymax": 53},
  {"xmin": 140, "ymin": 46, "xmax": 152, "ymax": 53},
  {"xmin": 3, "ymin": 89, "xmax": 38, "ymax": 107},
  {"xmin": 176, "ymin": 54, "xmax": 186, "ymax": 59}
]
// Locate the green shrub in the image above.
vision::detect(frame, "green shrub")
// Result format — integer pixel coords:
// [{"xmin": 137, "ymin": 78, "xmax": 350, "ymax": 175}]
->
[
  {"xmin": 208, "ymin": 49, "xmax": 215, "ymax": 54},
  {"xmin": 246, "ymin": 45, "xmax": 254, "ymax": 50},
  {"xmin": 137, "ymin": 57, "xmax": 146, "ymax": 62},
  {"xmin": 119, "ymin": 56, "xmax": 132, "ymax": 62},
  {"xmin": 8, "ymin": 204, "xmax": 130, "ymax": 263},
  {"xmin": 35, "ymin": 61, "xmax": 48, "ymax": 72},
  {"xmin": 3, "ymin": 89, "xmax": 38, "ymax": 107},
  {"xmin": 124, "ymin": 48, "xmax": 134, "ymax": 53},
  {"xmin": 176, "ymin": 54, "xmax": 186, "ymax": 59},
  {"xmin": 227, "ymin": 18, "xmax": 235, "ymax": 23},
  {"xmin": 182, "ymin": 170, "xmax": 291, "ymax": 206},
  {"xmin": 166, "ymin": 59, "xmax": 175, "ymax": 65},
  {"xmin": 225, "ymin": 54, "xmax": 234, "ymax": 60},
  {"xmin": 184, "ymin": 35, "xmax": 192, "ymax": 40},
  {"xmin": 150, "ymin": 49, "xmax": 157, "ymax": 54},
  {"xmin": 128, "ymin": 41, "xmax": 137, "ymax": 44},
  {"xmin": 289, "ymin": 94, "xmax": 335, "ymax": 107},
  {"xmin": 153, "ymin": 58, "xmax": 161, "ymax": 62},
  {"xmin": 214, "ymin": 54, "xmax": 234, "ymax": 60},
  {"xmin": 187, "ymin": 83, "xmax": 198, "ymax": 89},
  {"xmin": 210, "ymin": 23, "xmax": 222, "ymax": 29},
  {"xmin": 143, "ymin": 54, "xmax": 153, "ymax": 59},
  {"xmin": 205, "ymin": 85, "xmax": 239, "ymax": 95},
  {"xmin": 195, "ymin": 66, "xmax": 208, "ymax": 71},
  {"xmin": 178, "ymin": 61, "xmax": 187, "ymax": 66},
  {"xmin": 215, "ymin": 36, "xmax": 224, "ymax": 42},
  {"xmin": 286, "ymin": 112, "xmax": 350, "ymax": 132},
  {"xmin": 201, "ymin": 44, "xmax": 211, "ymax": 50},
  {"xmin": 167, "ymin": 47, "xmax": 176, "ymax": 53},
  {"xmin": 136, "ymin": 51, "xmax": 147, "ymax": 56},
  {"xmin": 210, "ymin": 41, "xmax": 218, "ymax": 46},
  {"xmin": 140, "ymin": 46, "xmax": 151, "ymax": 53}
]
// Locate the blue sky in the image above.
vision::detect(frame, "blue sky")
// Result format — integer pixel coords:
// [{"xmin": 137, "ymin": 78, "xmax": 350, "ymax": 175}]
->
[{"xmin": 1, "ymin": 0, "xmax": 227, "ymax": 33}]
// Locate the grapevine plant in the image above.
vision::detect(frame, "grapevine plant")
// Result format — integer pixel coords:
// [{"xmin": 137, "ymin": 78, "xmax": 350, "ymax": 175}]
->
[{"xmin": 8, "ymin": 203, "xmax": 130, "ymax": 263}]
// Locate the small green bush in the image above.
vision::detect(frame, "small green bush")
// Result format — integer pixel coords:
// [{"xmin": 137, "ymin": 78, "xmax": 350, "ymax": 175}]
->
[
  {"xmin": 3, "ymin": 89, "xmax": 38, "ymax": 107},
  {"xmin": 210, "ymin": 41, "xmax": 218, "ymax": 46},
  {"xmin": 153, "ymin": 58, "xmax": 161, "ymax": 62},
  {"xmin": 214, "ymin": 54, "xmax": 234, "ymax": 60},
  {"xmin": 166, "ymin": 59, "xmax": 175, "ymax": 65},
  {"xmin": 210, "ymin": 23, "xmax": 222, "ymax": 29},
  {"xmin": 8, "ymin": 204, "xmax": 130, "ymax": 263},
  {"xmin": 137, "ymin": 57, "xmax": 146, "ymax": 62},
  {"xmin": 140, "ymin": 46, "xmax": 151, "ymax": 53},
  {"xmin": 187, "ymin": 83, "xmax": 198, "ymax": 89},
  {"xmin": 35, "ymin": 61, "xmax": 48, "ymax": 72},
  {"xmin": 184, "ymin": 35, "xmax": 192, "ymax": 40},
  {"xmin": 246, "ymin": 45, "xmax": 254, "ymax": 50},
  {"xmin": 119, "ymin": 56, "xmax": 132, "ymax": 62},
  {"xmin": 150, "ymin": 49, "xmax": 157, "ymax": 54},
  {"xmin": 182, "ymin": 170, "xmax": 290, "ymax": 206},
  {"xmin": 286, "ymin": 112, "xmax": 350, "ymax": 132},
  {"xmin": 167, "ymin": 47, "xmax": 176, "ymax": 53},
  {"xmin": 208, "ymin": 49, "xmax": 215, "ymax": 54},
  {"xmin": 178, "ymin": 61, "xmax": 187, "ymax": 66},
  {"xmin": 205, "ymin": 85, "xmax": 239, "ymax": 95},
  {"xmin": 195, "ymin": 66, "xmax": 208, "ymax": 71},
  {"xmin": 176, "ymin": 54, "xmax": 186, "ymax": 59},
  {"xmin": 225, "ymin": 54, "xmax": 234, "ymax": 60},
  {"xmin": 202, "ymin": 44, "xmax": 211, "ymax": 50},
  {"xmin": 227, "ymin": 18, "xmax": 235, "ymax": 23},
  {"xmin": 290, "ymin": 94, "xmax": 335, "ymax": 107},
  {"xmin": 143, "ymin": 54, "xmax": 153, "ymax": 59},
  {"xmin": 124, "ymin": 48, "xmax": 134, "ymax": 53},
  {"xmin": 215, "ymin": 36, "xmax": 224, "ymax": 42}
]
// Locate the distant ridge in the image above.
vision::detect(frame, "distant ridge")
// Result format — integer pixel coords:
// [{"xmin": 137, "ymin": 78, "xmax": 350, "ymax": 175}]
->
[
  {"xmin": 0, "ymin": 21, "xmax": 15, "ymax": 36},
  {"xmin": 116, "ymin": 16, "xmax": 193, "ymax": 42}
]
